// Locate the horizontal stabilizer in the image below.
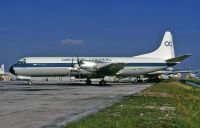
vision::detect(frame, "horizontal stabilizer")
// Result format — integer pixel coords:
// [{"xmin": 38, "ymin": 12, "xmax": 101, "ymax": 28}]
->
[{"xmin": 166, "ymin": 54, "xmax": 192, "ymax": 63}]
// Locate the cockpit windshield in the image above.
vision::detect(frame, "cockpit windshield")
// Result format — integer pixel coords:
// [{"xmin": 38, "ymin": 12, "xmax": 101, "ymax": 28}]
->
[{"xmin": 17, "ymin": 59, "xmax": 26, "ymax": 64}]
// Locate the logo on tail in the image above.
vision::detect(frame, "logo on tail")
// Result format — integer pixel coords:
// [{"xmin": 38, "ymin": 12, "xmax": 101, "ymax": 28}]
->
[{"xmin": 164, "ymin": 41, "xmax": 172, "ymax": 46}]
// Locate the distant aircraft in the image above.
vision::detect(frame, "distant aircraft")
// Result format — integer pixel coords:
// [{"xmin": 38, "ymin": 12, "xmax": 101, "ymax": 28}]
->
[
  {"xmin": 149, "ymin": 67, "xmax": 200, "ymax": 80},
  {"xmin": 0, "ymin": 64, "xmax": 4, "ymax": 74},
  {"xmin": 0, "ymin": 64, "xmax": 12, "ymax": 81},
  {"xmin": 9, "ymin": 31, "xmax": 191, "ymax": 85}
]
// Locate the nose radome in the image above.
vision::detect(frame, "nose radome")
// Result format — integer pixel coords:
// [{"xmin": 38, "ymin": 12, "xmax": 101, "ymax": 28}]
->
[{"xmin": 9, "ymin": 66, "xmax": 16, "ymax": 75}]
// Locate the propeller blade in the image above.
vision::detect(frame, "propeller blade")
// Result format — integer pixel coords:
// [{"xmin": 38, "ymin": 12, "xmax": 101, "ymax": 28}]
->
[{"xmin": 77, "ymin": 56, "xmax": 83, "ymax": 67}]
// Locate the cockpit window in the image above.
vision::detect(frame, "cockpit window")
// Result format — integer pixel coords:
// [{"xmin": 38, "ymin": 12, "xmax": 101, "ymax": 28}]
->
[
  {"xmin": 17, "ymin": 59, "xmax": 26, "ymax": 64},
  {"xmin": 17, "ymin": 61, "xmax": 23, "ymax": 64}
]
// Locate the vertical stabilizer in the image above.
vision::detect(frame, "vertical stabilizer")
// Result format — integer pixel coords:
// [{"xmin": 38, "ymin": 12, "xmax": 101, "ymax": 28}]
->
[
  {"xmin": 135, "ymin": 31, "xmax": 175, "ymax": 60},
  {"xmin": 0, "ymin": 64, "xmax": 4, "ymax": 74}
]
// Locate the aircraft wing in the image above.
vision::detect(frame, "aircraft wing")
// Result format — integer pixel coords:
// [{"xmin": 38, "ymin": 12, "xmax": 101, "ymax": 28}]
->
[{"xmin": 92, "ymin": 63, "xmax": 127, "ymax": 77}]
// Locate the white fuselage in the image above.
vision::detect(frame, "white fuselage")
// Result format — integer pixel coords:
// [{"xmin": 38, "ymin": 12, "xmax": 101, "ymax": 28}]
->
[{"xmin": 11, "ymin": 56, "xmax": 172, "ymax": 77}]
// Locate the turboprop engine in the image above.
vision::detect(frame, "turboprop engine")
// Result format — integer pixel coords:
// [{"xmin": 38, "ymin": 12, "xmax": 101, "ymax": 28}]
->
[
  {"xmin": 79, "ymin": 61, "xmax": 97, "ymax": 70},
  {"xmin": 79, "ymin": 61, "xmax": 110, "ymax": 71},
  {"xmin": 70, "ymin": 57, "xmax": 111, "ymax": 73}
]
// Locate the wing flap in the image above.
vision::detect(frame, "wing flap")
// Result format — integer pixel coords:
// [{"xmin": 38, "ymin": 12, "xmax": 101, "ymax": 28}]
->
[{"xmin": 93, "ymin": 63, "xmax": 126, "ymax": 76}]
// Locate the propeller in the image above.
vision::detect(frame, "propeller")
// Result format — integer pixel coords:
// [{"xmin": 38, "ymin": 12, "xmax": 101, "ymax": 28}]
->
[
  {"xmin": 70, "ymin": 56, "xmax": 84, "ymax": 71},
  {"xmin": 77, "ymin": 56, "xmax": 83, "ymax": 67},
  {"xmin": 75, "ymin": 56, "xmax": 83, "ymax": 78}
]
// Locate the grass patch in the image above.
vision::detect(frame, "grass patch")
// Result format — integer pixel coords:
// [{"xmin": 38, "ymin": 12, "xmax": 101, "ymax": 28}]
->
[{"xmin": 66, "ymin": 81, "xmax": 200, "ymax": 128}]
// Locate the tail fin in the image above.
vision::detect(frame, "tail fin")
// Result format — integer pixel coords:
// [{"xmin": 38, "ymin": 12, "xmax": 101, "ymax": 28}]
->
[
  {"xmin": 136, "ymin": 31, "xmax": 175, "ymax": 60},
  {"xmin": 0, "ymin": 64, "xmax": 4, "ymax": 74}
]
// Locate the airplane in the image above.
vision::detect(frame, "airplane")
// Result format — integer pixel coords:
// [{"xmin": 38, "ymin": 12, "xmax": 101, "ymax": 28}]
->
[{"xmin": 9, "ymin": 31, "xmax": 191, "ymax": 85}]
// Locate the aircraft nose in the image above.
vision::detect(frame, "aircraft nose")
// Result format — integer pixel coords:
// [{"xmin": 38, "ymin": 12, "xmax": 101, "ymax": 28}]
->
[{"xmin": 9, "ymin": 66, "xmax": 16, "ymax": 75}]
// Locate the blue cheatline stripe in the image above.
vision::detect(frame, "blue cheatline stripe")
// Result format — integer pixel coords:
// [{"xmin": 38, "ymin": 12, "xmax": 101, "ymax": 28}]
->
[
  {"xmin": 127, "ymin": 63, "xmax": 176, "ymax": 67},
  {"xmin": 14, "ymin": 63, "xmax": 72, "ymax": 67},
  {"xmin": 13, "ymin": 63, "xmax": 176, "ymax": 68}
]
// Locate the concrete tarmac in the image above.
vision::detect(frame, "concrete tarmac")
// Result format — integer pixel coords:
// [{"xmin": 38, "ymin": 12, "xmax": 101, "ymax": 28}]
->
[{"xmin": 0, "ymin": 81, "xmax": 152, "ymax": 128}]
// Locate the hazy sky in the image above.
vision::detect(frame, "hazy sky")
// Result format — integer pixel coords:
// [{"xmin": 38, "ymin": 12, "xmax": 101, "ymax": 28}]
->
[{"xmin": 0, "ymin": 0, "xmax": 199, "ymax": 70}]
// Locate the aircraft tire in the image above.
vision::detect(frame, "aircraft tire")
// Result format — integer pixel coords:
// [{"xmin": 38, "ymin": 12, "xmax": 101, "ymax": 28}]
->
[
  {"xmin": 99, "ymin": 80, "xmax": 107, "ymax": 86},
  {"xmin": 86, "ymin": 79, "xmax": 91, "ymax": 85},
  {"xmin": 28, "ymin": 81, "xmax": 32, "ymax": 85}
]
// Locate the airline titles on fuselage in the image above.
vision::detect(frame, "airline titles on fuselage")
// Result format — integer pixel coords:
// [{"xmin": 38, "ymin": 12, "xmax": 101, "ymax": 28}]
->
[{"xmin": 61, "ymin": 57, "xmax": 112, "ymax": 62}]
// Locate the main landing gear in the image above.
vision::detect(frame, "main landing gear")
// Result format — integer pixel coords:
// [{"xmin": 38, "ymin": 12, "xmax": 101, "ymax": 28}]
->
[
  {"xmin": 28, "ymin": 81, "xmax": 32, "ymax": 85},
  {"xmin": 99, "ymin": 80, "xmax": 107, "ymax": 86},
  {"xmin": 85, "ymin": 78, "xmax": 107, "ymax": 86},
  {"xmin": 86, "ymin": 78, "xmax": 92, "ymax": 85}
]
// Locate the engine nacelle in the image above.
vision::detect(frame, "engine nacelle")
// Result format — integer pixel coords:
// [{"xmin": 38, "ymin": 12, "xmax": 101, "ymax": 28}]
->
[
  {"xmin": 79, "ymin": 60, "xmax": 111, "ymax": 72},
  {"xmin": 80, "ymin": 61, "xmax": 98, "ymax": 71}
]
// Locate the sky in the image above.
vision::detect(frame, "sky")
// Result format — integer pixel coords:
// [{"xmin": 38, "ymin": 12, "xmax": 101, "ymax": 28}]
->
[{"xmin": 0, "ymin": 0, "xmax": 199, "ymax": 70}]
